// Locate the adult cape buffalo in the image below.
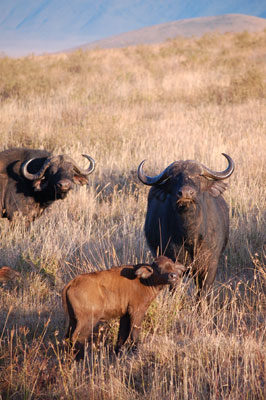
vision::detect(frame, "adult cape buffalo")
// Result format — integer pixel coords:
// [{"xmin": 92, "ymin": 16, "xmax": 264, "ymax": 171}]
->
[
  {"xmin": 138, "ymin": 153, "xmax": 235, "ymax": 296},
  {"xmin": 0, "ymin": 148, "xmax": 95, "ymax": 221}
]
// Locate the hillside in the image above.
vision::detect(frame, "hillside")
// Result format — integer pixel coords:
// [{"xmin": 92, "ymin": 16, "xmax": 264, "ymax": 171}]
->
[
  {"xmin": 0, "ymin": 0, "xmax": 266, "ymax": 56},
  {"xmin": 75, "ymin": 14, "xmax": 266, "ymax": 51}
]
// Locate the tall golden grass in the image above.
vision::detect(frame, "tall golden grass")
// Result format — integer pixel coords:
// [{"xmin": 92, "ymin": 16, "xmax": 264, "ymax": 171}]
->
[{"xmin": 0, "ymin": 30, "xmax": 265, "ymax": 399}]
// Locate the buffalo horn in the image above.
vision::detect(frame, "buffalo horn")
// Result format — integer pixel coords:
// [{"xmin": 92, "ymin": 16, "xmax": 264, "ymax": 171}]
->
[
  {"xmin": 71, "ymin": 154, "xmax": 95, "ymax": 176},
  {"xmin": 138, "ymin": 160, "xmax": 170, "ymax": 186},
  {"xmin": 22, "ymin": 157, "xmax": 55, "ymax": 180},
  {"xmin": 201, "ymin": 153, "xmax": 235, "ymax": 180},
  {"xmin": 22, "ymin": 154, "xmax": 95, "ymax": 181}
]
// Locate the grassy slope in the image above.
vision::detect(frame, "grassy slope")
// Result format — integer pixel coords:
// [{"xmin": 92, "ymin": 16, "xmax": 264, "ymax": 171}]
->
[{"xmin": 0, "ymin": 30, "xmax": 265, "ymax": 399}]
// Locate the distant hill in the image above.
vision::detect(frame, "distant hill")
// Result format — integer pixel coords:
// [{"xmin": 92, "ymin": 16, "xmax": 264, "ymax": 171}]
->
[
  {"xmin": 73, "ymin": 14, "xmax": 266, "ymax": 51},
  {"xmin": 1, "ymin": 0, "xmax": 266, "ymax": 56}
]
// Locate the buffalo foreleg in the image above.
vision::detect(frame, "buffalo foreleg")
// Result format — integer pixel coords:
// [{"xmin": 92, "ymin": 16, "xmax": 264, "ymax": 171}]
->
[
  {"xmin": 115, "ymin": 313, "xmax": 131, "ymax": 354},
  {"xmin": 115, "ymin": 311, "xmax": 144, "ymax": 355},
  {"xmin": 128, "ymin": 312, "xmax": 146, "ymax": 353},
  {"xmin": 194, "ymin": 256, "xmax": 219, "ymax": 301}
]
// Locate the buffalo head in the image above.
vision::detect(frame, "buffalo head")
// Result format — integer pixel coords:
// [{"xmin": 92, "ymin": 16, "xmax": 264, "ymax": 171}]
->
[
  {"xmin": 135, "ymin": 256, "xmax": 185, "ymax": 286},
  {"xmin": 138, "ymin": 153, "xmax": 234, "ymax": 208},
  {"xmin": 21, "ymin": 154, "xmax": 95, "ymax": 199}
]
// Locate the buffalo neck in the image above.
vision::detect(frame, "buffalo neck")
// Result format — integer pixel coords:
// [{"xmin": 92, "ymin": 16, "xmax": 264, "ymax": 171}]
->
[
  {"xmin": 140, "ymin": 276, "xmax": 164, "ymax": 288},
  {"xmin": 175, "ymin": 198, "xmax": 202, "ymax": 236},
  {"xmin": 140, "ymin": 277, "xmax": 166, "ymax": 298}
]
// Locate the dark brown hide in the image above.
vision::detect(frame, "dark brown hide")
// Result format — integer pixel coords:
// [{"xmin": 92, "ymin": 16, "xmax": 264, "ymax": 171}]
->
[
  {"xmin": 0, "ymin": 148, "xmax": 95, "ymax": 221},
  {"xmin": 138, "ymin": 154, "xmax": 235, "ymax": 297}
]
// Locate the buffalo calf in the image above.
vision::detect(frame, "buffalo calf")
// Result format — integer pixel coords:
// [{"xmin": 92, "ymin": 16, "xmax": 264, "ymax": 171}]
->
[{"xmin": 62, "ymin": 256, "xmax": 185, "ymax": 359}]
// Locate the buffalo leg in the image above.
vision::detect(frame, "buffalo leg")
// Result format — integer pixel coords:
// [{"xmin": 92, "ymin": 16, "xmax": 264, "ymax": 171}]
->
[
  {"xmin": 65, "ymin": 317, "xmax": 77, "ymax": 342},
  {"xmin": 129, "ymin": 313, "xmax": 145, "ymax": 352},
  {"xmin": 194, "ymin": 260, "xmax": 218, "ymax": 302},
  {"xmin": 202, "ymin": 259, "xmax": 218, "ymax": 293},
  {"xmin": 115, "ymin": 313, "xmax": 131, "ymax": 354},
  {"xmin": 71, "ymin": 320, "xmax": 96, "ymax": 360}
]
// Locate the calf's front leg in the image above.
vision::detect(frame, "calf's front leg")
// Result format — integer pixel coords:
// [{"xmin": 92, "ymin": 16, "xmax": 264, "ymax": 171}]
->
[
  {"xmin": 115, "ymin": 313, "xmax": 131, "ymax": 354},
  {"xmin": 129, "ymin": 311, "xmax": 146, "ymax": 353},
  {"xmin": 115, "ymin": 311, "xmax": 144, "ymax": 355}
]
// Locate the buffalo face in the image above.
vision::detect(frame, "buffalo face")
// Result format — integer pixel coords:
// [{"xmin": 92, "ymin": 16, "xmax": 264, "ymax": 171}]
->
[
  {"xmin": 153, "ymin": 255, "xmax": 185, "ymax": 285},
  {"xmin": 166, "ymin": 162, "xmax": 202, "ymax": 209},
  {"xmin": 22, "ymin": 154, "xmax": 95, "ymax": 200},
  {"xmin": 138, "ymin": 154, "xmax": 234, "ymax": 211},
  {"xmin": 136, "ymin": 256, "xmax": 185, "ymax": 286}
]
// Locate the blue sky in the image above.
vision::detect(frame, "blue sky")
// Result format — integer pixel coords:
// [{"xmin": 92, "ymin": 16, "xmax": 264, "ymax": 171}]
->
[{"xmin": 0, "ymin": 0, "xmax": 265, "ymax": 56}]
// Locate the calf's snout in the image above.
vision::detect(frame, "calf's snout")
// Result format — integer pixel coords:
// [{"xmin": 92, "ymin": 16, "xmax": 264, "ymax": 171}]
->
[{"xmin": 169, "ymin": 272, "xmax": 177, "ymax": 280}]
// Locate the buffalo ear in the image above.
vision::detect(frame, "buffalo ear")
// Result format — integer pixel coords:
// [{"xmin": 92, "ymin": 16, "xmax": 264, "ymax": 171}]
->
[
  {"xmin": 135, "ymin": 265, "xmax": 154, "ymax": 279},
  {"xmin": 152, "ymin": 179, "xmax": 172, "ymax": 201},
  {"xmin": 207, "ymin": 181, "xmax": 228, "ymax": 197},
  {"xmin": 73, "ymin": 175, "xmax": 89, "ymax": 185},
  {"xmin": 152, "ymin": 186, "xmax": 167, "ymax": 201}
]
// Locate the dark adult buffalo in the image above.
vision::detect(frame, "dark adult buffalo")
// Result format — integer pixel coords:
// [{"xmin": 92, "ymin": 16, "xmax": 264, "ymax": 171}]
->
[
  {"xmin": 138, "ymin": 153, "xmax": 235, "ymax": 296},
  {"xmin": 0, "ymin": 148, "xmax": 95, "ymax": 221},
  {"xmin": 62, "ymin": 256, "xmax": 185, "ymax": 359}
]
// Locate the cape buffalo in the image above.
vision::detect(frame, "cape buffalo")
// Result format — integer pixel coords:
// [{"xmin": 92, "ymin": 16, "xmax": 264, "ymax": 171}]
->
[
  {"xmin": 138, "ymin": 153, "xmax": 235, "ymax": 297},
  {"xmin": 62, "ymin": 256, "xmax": 185, "ymax": 359},
  {"xmin": 0, "ymin": 147, "xmax": 95, "ymax": 221}
]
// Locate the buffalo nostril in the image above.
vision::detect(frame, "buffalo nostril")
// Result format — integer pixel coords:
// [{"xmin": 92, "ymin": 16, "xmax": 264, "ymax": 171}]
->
[
  {"xmin": 178, "ymin": 188, "xmax": 194, "ymax": 199},
  {"xmin": 169, "ymin": 273, "xmax": 177, "ymax": 280},
  {"xmin": 57, "ymin": 181, "xmax": 70, "ymax": 191}
]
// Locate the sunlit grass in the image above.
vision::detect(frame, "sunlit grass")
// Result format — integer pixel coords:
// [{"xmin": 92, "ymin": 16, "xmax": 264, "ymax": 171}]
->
[{"xmin": 0, "ymin": 30, "xmax": 265, "ymax": 398}]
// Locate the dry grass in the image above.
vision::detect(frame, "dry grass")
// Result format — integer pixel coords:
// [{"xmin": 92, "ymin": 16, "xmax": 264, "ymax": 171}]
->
[{"xmin": 0, "ymin": 30, "xmax": 266, "ymax": 399}]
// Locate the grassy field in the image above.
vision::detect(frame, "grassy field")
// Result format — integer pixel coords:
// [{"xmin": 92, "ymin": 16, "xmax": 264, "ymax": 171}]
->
[{"xmin": 0, "ymin": 29, "xmax": 265, "ymax": 399}]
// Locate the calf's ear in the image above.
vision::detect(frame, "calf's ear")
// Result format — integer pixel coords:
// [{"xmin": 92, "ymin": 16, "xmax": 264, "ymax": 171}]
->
[{"xmin": 135, "ymin": 265, "xmax": 154, "ymax": 279}]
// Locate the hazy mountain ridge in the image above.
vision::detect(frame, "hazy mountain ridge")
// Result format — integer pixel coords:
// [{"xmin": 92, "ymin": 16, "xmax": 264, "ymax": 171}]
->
[
  {"xmin": 0, "ymin": 0, "xmax": 266, "ymax": 56},
  {"xmin": 75, "ymin": 14, "xmax": 266, "ymax": 51}
]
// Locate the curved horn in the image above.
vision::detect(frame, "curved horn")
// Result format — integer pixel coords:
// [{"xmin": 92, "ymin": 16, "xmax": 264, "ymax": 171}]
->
[
  {"xmin": 201, "ymin": 153, "xmax": 235, "ymax": 180},
  {"xmin": 21, "ymin": 157, "xmax": 54, "ymax": 180},
  {"xmin": 72, "ymin": 154, "xmax": 95, "ymax": 176},
  {"xmin": 138, "ymin": 160, "xmax": 169, "ymax": 186}
]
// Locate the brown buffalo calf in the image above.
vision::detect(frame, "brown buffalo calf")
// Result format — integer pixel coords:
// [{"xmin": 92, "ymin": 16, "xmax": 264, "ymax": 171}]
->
[
  {"xmin": 0, "ymin": 266, "xmax": 20, "ymax": 282},
  {"xmin": 62, "ymin": 256, "xmax": 185, "ymax": 359}
]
